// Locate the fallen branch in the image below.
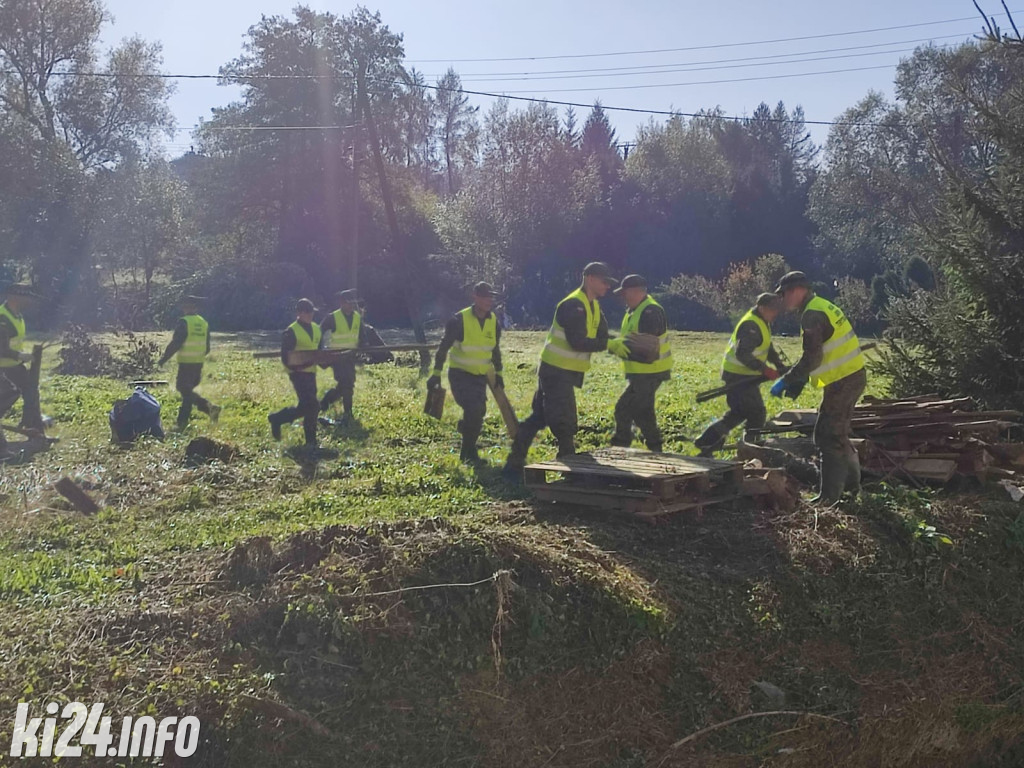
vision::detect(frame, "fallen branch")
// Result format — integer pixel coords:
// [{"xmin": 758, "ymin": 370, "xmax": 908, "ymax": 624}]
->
[
  {"xmin": 658, "ymin": 710, "xmax": 851, "ymax": 765},
  {"xmin": 239, "ymin": 695, "xmax": 332, "ymax": 739},
  {"xmin": 54, "ymin": 476, "xmax": 102, "ymax": 515}
]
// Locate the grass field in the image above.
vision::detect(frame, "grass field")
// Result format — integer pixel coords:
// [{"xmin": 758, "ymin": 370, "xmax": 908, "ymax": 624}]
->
[{"xmin": 0, "ymin": 330, "xmax": 1021, "ymax": 767}]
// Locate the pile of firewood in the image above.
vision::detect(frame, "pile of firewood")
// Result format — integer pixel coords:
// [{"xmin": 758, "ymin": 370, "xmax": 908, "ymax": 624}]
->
[{"xmin": 759, "ymin": 395, "xmax": 1023, "ymax": 487}]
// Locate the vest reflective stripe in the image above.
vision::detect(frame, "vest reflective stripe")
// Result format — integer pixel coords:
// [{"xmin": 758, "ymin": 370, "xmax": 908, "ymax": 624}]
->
[
  {"xmin": 327, "ymin": 310, "xmax": 361, "ymax": 350},
  {"xmin": 621, "ymin": 296, "xmax": 672, "ymax": 375},
  {"xmin": 178, "ymin": 315, "xmax": 209, "ymax": 364},
  {"xmin": 0, "ymin": 303, "xmax": 25, "ymax": 368},
  {"xmin": 540, "ymin": 289, "xmax": 601, "ymax": 373},
  {"xmin": 287, "ymin": 321, "xmax": 322, "ymax": 374},
  {"xmin": 804, "ymin": 295, "xmax": 865, "ymax": 388},
  {"xmin": 449, "ymin": 307, "xmax": 497, "ymax": 375},
  {"xmin": 722, "ymin": 310, "xmax": 770, "ymax": 376}
]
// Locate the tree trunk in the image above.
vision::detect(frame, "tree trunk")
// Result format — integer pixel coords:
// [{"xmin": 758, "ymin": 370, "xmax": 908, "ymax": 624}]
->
[{"xmin": 357, "ymin": 71, "xmax": 429, "ymax": 368}]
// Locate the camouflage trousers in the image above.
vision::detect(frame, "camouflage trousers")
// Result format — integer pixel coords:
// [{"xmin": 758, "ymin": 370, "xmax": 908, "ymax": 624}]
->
[
  {"xmin": 611, "ymin": 375, "xmax": 665, "ymax": 452},
  {"xmin": 814, "ymin": 368, "xmax": 868, "ymax": 502},
  {"xmin": 694, "ymin": 374, "xmax": 767, "ymax": 453}
]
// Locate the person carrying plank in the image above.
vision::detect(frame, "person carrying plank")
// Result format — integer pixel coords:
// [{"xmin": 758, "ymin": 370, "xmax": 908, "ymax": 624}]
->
[
  {"xmin": 157, "ymin": 295, "xmax": 221, "ymax": 430},
  {"xmin": 0, "ymin": 284, "xmax": 41, "ymax": 459},
  {"xmin": 503, "ymin": 262, "xmax": 617, "ymax": 480},
  {"xmin": 269, "ymin": 298, "xmax": 322, "ymax": 449},
  {"xmin": 608, "ymin": 274, "xmax": 672, "ymax": 453},
  {"xmin": 695, "ymin": 293, "xmax": 787, "ymax": 456},
  {"xmin": 428, "ymin": 281, "xmax": 504, "ymax": 464},
  {"xmin": 319, "ymin": 289, "xmax": 371, "ymax": 422},
  {"xmin": 772, "ymin": 271, "xmax": 867, "ymax": 503}
]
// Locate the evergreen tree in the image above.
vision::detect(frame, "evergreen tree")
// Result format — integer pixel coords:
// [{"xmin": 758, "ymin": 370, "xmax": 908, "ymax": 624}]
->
[{"xmin": 880, "ymin": 25, "xmax": 1024, "ymax": 408}]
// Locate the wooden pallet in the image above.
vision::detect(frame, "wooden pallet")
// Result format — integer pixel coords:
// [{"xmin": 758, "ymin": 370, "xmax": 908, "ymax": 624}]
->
[{"xmin": 524, "ymin": 447, "xmax": 744, "ymax": 519}]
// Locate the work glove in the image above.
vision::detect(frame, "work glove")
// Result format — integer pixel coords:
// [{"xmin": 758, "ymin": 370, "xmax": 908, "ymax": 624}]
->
[
  {"xmin": 494, "ymin": 374, "xmax": 505, "ymax": 389},
  {"xmin": 17, "ymin": 352, "xmax": 32, "ymax": 363},
  {"xmin": 770, "ymin": 377, "xmax": 788, "ymax": 398},
  {"xmin": 762, "ymin": 367, "xmax": 781, "ymax": 381},
  {"xmin": 607, "ymin": 338, "xmax": 630, "ymax": 359},
  {"xmin": 777, "ymin": 363, "xmax": 791, "ymax": 376},
  {"xmin": 427, "ymin": 375, "xmax": 442, "ymax": 391}
]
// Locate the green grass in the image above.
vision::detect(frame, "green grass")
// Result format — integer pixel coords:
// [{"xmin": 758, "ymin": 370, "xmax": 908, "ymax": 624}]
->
[{"xmin": 0, "ymin": 331, "xmax": 1020, "ymax": 768}]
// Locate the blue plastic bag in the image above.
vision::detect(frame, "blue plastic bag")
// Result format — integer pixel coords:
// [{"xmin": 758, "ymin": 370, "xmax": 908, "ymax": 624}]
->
[{"xmin": 109, "ymin": 388, "xmax": 165, "ymax": 443}]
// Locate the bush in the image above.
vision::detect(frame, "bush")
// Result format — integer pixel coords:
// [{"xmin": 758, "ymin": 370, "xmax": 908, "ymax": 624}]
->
[{"xmin": 55, "ymin": 326, "xmax": 160, "ymax": 379}]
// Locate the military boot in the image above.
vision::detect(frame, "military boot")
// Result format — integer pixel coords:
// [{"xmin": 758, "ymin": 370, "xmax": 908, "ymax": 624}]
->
[{"xmin": 811, "ymin": 450, "xmax": 848, "ymax": 505}]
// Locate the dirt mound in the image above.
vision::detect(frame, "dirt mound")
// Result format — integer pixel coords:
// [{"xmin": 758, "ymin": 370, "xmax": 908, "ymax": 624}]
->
[{"xmin": 185, "ymin": 436, "xmax": 241, "ymax": 465}]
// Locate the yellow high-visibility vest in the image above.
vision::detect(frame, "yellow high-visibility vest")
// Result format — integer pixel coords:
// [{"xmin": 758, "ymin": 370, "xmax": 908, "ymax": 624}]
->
[
  {"xmin": 177, "ymin": 314, "xmax": 209, "ymax": 364},
  {"xmin": 0, "ymin": 303, "xmax": 25, "ymax": 369},
  {"xmin": 327, "ymin": 310, "xmax": 361, "ymax": 350},
  {"xmin": 286, "ymin": 321, "xmax": 322, "ymax": 374},
  {"xmin": 804, "ymin": 295, "xmax": 865, "ymax": 388},
  {"xmin": 620, "ymin": 295, "xmax": 672, "ymax": 375},
  {"xmin": 722, "ymin": 310, "xmax": 770, "ymax": 377},
  {"xmin": 540, "ymin": 288, "xmax": 601, "ymax": 373},
  {"xmin": 449, "ymin": 307, "xmax": 497, "ymax": 376}
]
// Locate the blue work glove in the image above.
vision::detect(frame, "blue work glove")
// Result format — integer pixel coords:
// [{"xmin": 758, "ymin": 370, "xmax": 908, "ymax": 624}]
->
[
  {"xmin": 494, "ymin": 374, "xmax": 505, "ymax": 389},
  {"xmin": 607, "ymin": 338, "xmax": 630, "ymax": 359},
  {"xmin": 770, "ymin": 377, "xmax": 788, "ymax": 398}
]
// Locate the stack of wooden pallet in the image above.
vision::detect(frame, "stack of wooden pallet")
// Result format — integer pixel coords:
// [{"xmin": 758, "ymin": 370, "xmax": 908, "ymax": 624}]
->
[
  {"xmin": 524, "ymin": 447, "xmax": 745, "ymax": 519},
  {"xmin": 762, "ymin": 395, "xmax": 1023, "ymax": 486}
]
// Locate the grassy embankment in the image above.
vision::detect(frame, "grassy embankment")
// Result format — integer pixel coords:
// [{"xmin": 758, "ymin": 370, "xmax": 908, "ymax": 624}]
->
[{"xmin": 0, "ymin": 330, "xmax": 1021, "ymax": 767}]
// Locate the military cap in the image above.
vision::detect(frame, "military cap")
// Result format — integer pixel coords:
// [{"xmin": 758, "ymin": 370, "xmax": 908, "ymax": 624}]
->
[
  {"xmin": 775, "ymin": 271, "xmax": 811, "ymax": 294},
  {"xmin": 582, "ymin": 262, "xmax": 619, "ymax": 287},
  {"xmin": 614, "ymin": 274, "xmax": 648, "ymax": 294}
]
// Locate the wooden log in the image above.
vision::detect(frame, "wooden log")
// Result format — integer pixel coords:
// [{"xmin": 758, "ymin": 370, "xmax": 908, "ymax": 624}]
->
[
  {"xmin": 54, "ymin": 476, "xmax": 101, "ymax": 515},
  {"xmin": 19, "ymin": 343, "xmax": 44, "ymax": 432},
  {"xmin": 253, "ymin": 343, "xmax": 440, "ymax": 361},
  {"xmin": 486, "ymin": 370, "xmax": 518, "ymax": 440}
]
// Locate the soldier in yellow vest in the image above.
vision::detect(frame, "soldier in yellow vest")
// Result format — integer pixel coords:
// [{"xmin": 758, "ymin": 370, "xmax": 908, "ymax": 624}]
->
[
  {"xmin": 503, "ymin": 262, "xmax": 617, "ymax": 479},
  {"xmin": 157, "ymin": 295, "xmax": 221, "ymax": 430},
  {"xmin": 319, "ymin": 290, "xmax": 369, "ymax": 421},
  {"xmin": 694, "ymin": 293, "xmax": 787, "ymax": 456},
  {"xmin": 429, "ymin": 282, "xmax": 504, "ymax": 463},
  {"xmin": 0, "ymin": 284, "xmax": 41, "ymax": 459},
  {"xmin": 774, "ymin": 271, "xmax": 868, "ymax": 503},
  {"xmin": 608, "ymin": 275, "xmax": 672, "ymax": 452},
  {"xmin": 269, "ymin": 298, "xmax": 322, "ymax": 449}
]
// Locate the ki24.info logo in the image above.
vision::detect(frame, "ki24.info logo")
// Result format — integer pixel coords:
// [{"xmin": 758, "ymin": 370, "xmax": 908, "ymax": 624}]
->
[{"xmin": 9, "ymin": 702, "xmax": 199, "ymax": 759}]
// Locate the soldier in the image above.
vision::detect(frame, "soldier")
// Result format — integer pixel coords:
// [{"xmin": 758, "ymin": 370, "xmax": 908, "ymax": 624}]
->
[
  {"xmin": 269, "ymin": 298, "xmax": 322, "ymax": 449},
  {"xmin": 694, "ymin": 293, "xmax": 787, "ymax": 456},
  {"xmin": 503, "ymin": 262, "xmax": 617, "ymax": 479},
  {"xmin": 608, "ymin": 275, "xmax": 672, "ymax": 452},
  {"xmin": 0, "ymin": 284, "xmax": 41, "ymax": 459},
  {"xmin": 319, "ymin": 289, "xmax": 370, "ymax": 422},
  {"xmin": 428, "ymin": 282, "xmax": 504, "ymax": 464},
  {"xmin": 157, "ymin": 295, "xmax": 221, "ymax": 430},
  {"xmin": 772, "ymin": 271, "xmax": 867, "ymax": 503}
]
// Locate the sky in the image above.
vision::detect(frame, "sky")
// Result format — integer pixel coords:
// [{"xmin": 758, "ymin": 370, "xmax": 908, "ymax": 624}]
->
[{"xmin": 99, "ymin": 0, "xmax": 1017, "ymax": 156}]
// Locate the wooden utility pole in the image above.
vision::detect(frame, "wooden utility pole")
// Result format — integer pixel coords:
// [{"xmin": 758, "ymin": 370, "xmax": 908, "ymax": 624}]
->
[{"xmin": 356, "ymin": 69, "xmax": 430, "ymax": 368}]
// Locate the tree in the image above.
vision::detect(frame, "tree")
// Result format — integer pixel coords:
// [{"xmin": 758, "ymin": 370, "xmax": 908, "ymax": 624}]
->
[
  {"xmin": 432, "ymin": 68, "xmax": 478, "ymax": 195},
  {"xmin": 94, "ymin": 158, "xmax": 190, "ymax": 309},
  {"xmin": 580, "ymin": 101, "xmax": 622, "ymax": 188},
  {"xmin": 879, "ymin": 24, "xmax": 1024, "ymax": 408},
  {"xmin": 0, "ymin": 0, "xmax": 173, "ymax": 167}
]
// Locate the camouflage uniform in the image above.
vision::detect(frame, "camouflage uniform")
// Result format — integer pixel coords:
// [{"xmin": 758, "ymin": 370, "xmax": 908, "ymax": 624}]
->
[
  {"xmin": 788, "ymin": 294, "xmax": 867, "ymax": 501},
  {"xmin": 611, "ymin": 302, "xmax": 670, "ymax": 452},
  {"xmin": 695, "ymin": 310, "xmax": 785, "ymax": 454},
  {"xmin": 506, "ymin": 296, "xmax": 608, "ymax": 468}
]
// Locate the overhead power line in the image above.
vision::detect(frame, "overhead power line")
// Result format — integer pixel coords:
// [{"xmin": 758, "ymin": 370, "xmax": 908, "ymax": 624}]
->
[
  {"xmin": 401, "ymin": 12, "xmax": 1015, "ymax": 63},
  {"xmin": 419, "ymin": 32, "xmax": 970, "ymax": 79}
]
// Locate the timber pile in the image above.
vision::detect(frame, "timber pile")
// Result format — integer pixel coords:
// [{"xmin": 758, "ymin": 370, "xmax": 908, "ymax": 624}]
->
[
  {"xmin": 761, "ymin": 395, "xmax": 1023, "ymax": 486},
  {"xmin": 525, "ymin": 447, "xmax": 745, "ymax": 520}
]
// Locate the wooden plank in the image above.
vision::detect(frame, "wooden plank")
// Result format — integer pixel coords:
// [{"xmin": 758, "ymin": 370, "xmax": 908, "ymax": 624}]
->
[
  {"xmin": 902, "ymin": 458, "xmax": 957, "ymax": 483},
  {"xmin": 54, "ymin": 477, "xmax": 101, "ymax": 515},
  {"xmin": 486, "ymin": 370, "xmax": 518, "ymax": 440}
]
